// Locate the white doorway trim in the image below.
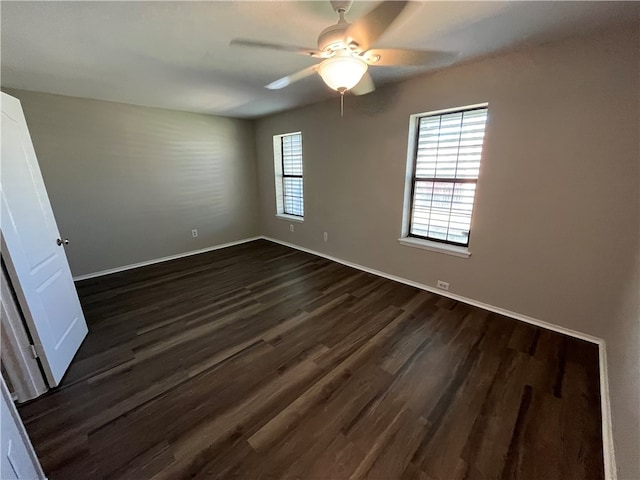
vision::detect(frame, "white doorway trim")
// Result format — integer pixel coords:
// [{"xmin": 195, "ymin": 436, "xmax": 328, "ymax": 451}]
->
[{"xmin": 1, "ymin": 264, "xmax": 48, "ymax": 402}]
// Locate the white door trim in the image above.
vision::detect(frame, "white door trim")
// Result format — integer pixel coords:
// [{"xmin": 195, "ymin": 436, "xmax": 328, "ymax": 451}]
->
[
  {"xmin": 0, "ymin": 377, "xmax": 46, "ymax": 479},
  {"xmin": 0, "ymin": 265, "xmax": 48, "ymax": 402}
]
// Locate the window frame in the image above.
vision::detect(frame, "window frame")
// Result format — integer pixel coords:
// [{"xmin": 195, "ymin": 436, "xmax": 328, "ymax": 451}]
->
[
  {"xmin": 273, "ymin": 131, "xmax": 304, "ymax": 221},
  {"xmin": 400, "ymin": 103, "xmax": 488, "ymax": 256}
]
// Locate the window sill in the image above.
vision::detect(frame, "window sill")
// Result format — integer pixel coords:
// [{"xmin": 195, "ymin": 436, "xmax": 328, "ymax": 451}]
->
[
  {"xmin": 276, "ymin": 214, "xmax": 304, "ymax": 223},
  {"xmin": 398, "ymin": 237, "xmax": 471, "ymax": 258}
]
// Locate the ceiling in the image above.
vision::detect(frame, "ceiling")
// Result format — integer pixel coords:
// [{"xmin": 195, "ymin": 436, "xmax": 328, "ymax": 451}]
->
[{"xmin": 1, "ymin": 1, "xmax": 637, "ymax": 118}]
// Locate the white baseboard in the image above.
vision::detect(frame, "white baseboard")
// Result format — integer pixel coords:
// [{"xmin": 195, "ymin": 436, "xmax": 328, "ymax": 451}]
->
[
  {"xmin": 260, "ymin": 235, "xmax": 617, "ymax": 479},
  {"xmin": 72, "ymin": 236, "xmax": 261, "ymax": 281},
  {"xmin": 261, "ymin": 236, "xmax": 600, "ymax": 342}
]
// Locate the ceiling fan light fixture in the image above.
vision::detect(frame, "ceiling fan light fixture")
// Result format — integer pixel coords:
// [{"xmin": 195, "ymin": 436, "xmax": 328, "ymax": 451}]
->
[{"xmin": 317, "ymin": 55, "xmax": 368, "ymax": 92}]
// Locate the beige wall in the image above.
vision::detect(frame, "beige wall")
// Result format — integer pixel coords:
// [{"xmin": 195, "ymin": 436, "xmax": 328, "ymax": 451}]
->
[
  {"xmin": 3, "ymin": 89, "xmax": 259, "ymax": 277},
  {"xmin": 255, "ymin": 26, "xmax": 639, "ymax": 478}
]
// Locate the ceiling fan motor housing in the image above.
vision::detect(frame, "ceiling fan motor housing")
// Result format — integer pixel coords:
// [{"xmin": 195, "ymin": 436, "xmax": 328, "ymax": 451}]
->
[{"xmin": 318, "ymin": 23, "xmax": 348, "ymax": 52}]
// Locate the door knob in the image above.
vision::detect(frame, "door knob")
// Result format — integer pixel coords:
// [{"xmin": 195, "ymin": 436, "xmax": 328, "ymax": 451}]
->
[{"xmin": 56, "ymin": 238, "xmax": 69, "ymax": 246}]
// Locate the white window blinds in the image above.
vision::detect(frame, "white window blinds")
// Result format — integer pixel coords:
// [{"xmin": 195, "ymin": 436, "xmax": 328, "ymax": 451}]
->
[
  {"xmin": 281, "ymin": 133, "xmax": 304, "ymax": 217},
  {"xmin": 409, "ymin": 107, "xmax": 488, "ymax": 246}
]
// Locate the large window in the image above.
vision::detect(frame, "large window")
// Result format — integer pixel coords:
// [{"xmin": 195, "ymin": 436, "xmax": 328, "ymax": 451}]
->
[
  {"xmin": 273, "ymin": 132, "xmax": 304, "ymax": 218},
  {"xmin": 405, "ymin": 105, "xmax": 488, "ymax": 248}
]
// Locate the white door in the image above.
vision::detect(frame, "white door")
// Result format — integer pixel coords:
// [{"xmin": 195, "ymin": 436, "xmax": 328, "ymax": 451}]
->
[
  {"xmin": 1, "ymin": 92, "xmax": 88, "ymax": 387},
  {"xmin": 1, "ymin": 377, "xmax": 45, "ymax": 479}
]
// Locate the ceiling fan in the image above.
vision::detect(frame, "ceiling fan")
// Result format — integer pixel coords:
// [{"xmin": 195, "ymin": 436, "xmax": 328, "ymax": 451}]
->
[{"xmin": 231, "ymin": 0, "xmax": 458, "ymax": 103}]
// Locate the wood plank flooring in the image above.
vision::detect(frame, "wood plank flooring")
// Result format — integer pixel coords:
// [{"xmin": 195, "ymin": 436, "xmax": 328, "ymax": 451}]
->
[{"xmin": 18, "ymin": 239, "xmax": 604, "ymax": 479}]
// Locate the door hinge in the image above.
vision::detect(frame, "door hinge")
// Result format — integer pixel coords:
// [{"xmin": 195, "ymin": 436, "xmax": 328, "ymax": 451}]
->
[{"xmin": 29, "ymin": 344, "xmax": 38, "ymax": 359}]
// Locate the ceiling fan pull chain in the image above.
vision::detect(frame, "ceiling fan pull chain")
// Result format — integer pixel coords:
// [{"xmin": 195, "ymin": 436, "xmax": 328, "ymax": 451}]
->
[{"xmin": 340, "ymin": 91, "xmax": 344, "ymax": 117}]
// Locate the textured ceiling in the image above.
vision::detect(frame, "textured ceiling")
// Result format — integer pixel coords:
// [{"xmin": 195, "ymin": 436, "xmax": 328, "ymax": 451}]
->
[{"xmin": 1, "ymin": 1, "xmax": 638, "ymax": 118}]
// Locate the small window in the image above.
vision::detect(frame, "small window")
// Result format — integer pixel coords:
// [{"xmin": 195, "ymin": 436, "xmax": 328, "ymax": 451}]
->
[
  {"xmin": 404, "ymin": 105, "xmax": 488, "ymax": 247},
  {"xmin": 273, "ymin": 132, "xmax": 304, "ymax": 218}
]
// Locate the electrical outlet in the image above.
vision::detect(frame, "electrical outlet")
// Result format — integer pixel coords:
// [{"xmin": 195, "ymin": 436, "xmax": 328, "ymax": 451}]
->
[
  {"xmin": 192, "ymin": 229, "xmax": 198, "ymax": 238},
  {"xmin": 437, "ymin": 280, "xmax": 449, "ymax": 291},
  {"xmin": 289, "ymin": 224, "xmax": 294, "ymax": 232},
  {"xmin": 323, "ymin": 232, "xmax": 328, "ymax": 242}
]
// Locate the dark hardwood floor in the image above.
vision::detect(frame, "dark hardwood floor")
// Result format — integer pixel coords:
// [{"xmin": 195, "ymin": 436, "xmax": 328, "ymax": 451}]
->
[{"xmin": 19, "ymin": 239, "xmax": 604, "ymax": 479}]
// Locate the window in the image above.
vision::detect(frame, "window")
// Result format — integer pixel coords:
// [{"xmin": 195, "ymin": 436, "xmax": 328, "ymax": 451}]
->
[
  {"xmin": 273, "ymin": 132, "xmax": 304, "ymax": 219},
  {"xmin": 402, "ymin": 105, "xmax": 488, "ymax": 251}
]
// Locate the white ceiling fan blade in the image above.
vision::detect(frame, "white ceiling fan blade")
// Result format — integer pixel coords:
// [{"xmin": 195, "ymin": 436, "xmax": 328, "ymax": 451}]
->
[
  {"xmin": 344, "ymin": 1, "xmax": 409, "ymax": 52},
  {"xmin": 364, "ymin": 48, "xmax": 459, "ymax": 67},
  {"xmin": 265, "ymin": 65, "xmax": 318, "ymax": 90},
  {"xmin": 230, "ymin": 39, "xmax": 325, "ymax": 58},
  {"xmin": 350, "ymin": 72, "xmax": 375, "ymax": 96}
]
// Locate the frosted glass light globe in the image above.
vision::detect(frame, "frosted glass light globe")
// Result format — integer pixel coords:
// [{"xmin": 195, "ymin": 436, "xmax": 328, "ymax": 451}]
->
[{"xmin": 318, "ymin": 55, "xmax": 368, "ymax": 91}]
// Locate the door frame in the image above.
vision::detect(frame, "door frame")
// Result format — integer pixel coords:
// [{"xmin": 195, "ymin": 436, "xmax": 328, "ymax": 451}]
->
[{"xmin": 1, "ymin": 262, "xmax": 49, "ymax": 402}]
